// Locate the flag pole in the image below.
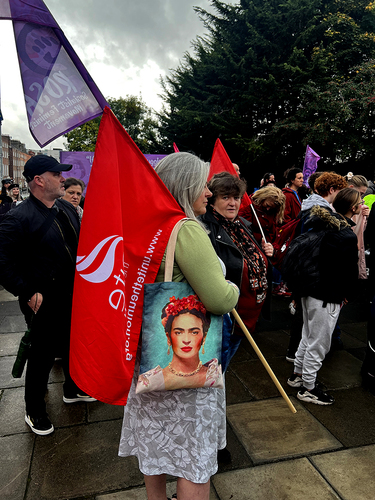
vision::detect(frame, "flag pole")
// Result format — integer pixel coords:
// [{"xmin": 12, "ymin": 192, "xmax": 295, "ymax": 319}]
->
[
  {"xmin": 231, "ymin": 308, "xmax": 297, "ymax": 414},
  {"xmin": 250, "ymin": 204, "xmax": 266, "ymax": 242}
]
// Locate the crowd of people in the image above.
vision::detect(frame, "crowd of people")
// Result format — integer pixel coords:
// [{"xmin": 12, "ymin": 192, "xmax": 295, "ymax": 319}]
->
[{"xmin": 0, "ymin": 152, "xmax": 374, "ymax": 500}]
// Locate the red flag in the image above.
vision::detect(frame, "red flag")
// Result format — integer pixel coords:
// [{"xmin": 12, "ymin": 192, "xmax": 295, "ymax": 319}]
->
[
  {"xmin": 173, "ymin": 142, "xmax": 180, "ymax": 153},
  {"xmin": 70, "ymin": 107, "xmax": 185, "ymax": 405},
  {"xmin": 209, "ymin": 138, "xmax": 251, "ymax": 208}
]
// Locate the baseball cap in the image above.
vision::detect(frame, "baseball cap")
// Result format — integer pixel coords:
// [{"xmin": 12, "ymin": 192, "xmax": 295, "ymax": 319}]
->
[{"xmin": 23, "ymin": 155, "xmax": 72, "ymax": 183}]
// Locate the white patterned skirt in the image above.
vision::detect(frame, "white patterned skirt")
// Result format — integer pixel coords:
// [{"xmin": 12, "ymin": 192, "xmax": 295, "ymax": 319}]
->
[{"xmin": 118, "ymin": 355, "xmax": 226, "ymax": 483}]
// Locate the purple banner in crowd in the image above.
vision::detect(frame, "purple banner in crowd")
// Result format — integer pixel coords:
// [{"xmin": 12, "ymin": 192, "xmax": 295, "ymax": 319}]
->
[
  {"xmin": 143, "ymin": 154, "xmax": 167, "ymax": 168},
  {"xmin": 60, "ymin": 152, "xmax": 167, "ymax": 193},
  {"xmin": 302, "ymin": 145, "xmax": 320, "ymax": 187},
  {"xmin": 0, "ymin": 0, "xmax": 107, "ymax": 148},
  {"xmin": 60, "ymin": 151, "xmax": 94, "ymax": 196}
]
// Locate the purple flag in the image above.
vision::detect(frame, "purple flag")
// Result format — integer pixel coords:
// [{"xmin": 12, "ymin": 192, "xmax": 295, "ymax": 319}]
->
[
  {"xmin": 302, "ymin": 145, "xmax": 320, "ymax": 186},
  {"xmin": 143, "ymin": 154, "xmax": 167, "ymax": 168},
  {"xmin": 0, "ymin": 0, "xmax": 107, "ymax": 147},
  {"xmin": 60, "ymin": 151, "xmax": 94, "ymax": 196},
  {"xmin": 59, "ymin": 151, "xmax": 167, "ymax": 193}
]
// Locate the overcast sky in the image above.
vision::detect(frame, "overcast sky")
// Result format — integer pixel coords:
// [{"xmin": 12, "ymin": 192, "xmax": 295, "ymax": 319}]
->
[{"xmin": 0, "ymin": 0, "xmax": 215, "ymax": 150}]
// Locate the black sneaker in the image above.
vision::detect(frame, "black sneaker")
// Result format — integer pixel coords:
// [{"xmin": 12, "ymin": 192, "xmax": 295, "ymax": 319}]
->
[
  {"xmin": 287, "ymin": 373, "xmax": 303, "ymax": 388},
  {"xmin": 63, "ymin": 393, "xmax": 97, "ymax": 403},
  {"xmin": 297, "ymin": 386, "xmax": 334, "ymax": 405},
  {"xmin": 25, "ymin": 414, "xmax": 54, "ymax": 435}
]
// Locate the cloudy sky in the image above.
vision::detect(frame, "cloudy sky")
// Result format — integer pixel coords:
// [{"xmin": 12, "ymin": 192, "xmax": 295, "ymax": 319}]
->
[{"xmin": 0, "ymin": 0, "xmax": 215, "ymax": 150}]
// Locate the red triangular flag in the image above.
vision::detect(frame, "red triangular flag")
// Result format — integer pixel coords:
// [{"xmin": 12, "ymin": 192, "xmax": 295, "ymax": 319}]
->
[
  {"xmin": 173, "ymin": 142, "xmax": 180, "ymax": 153},
  {"xmin": 209, "ymin": 139, "xmax": 251, "ymax": 208},
  {"xmin": 70, "ymin": 107, "xmax": 185, "ymax": 405}
]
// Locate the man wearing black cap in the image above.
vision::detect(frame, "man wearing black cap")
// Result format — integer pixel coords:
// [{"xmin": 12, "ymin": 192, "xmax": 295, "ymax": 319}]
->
[{"xmin": 0, "ymin": 155, "xmax": 95, "ymax": 436}]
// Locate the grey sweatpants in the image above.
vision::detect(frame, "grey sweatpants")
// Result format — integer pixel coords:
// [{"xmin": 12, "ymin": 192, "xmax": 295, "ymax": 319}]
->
[{"xmin": 294, "ymin": 296, "xmax": 341, "ymax": 390}]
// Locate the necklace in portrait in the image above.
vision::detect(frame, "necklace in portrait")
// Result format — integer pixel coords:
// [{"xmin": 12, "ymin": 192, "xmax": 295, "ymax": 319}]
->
[{"xmin": 168, "ymin": 361, "xmax": 203, "ymax": 377}]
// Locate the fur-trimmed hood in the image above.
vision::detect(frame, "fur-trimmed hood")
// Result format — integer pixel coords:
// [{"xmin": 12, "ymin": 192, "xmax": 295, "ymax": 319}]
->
[{"xmin": 304, "ymin": 205, "xmax": 350, "ymax": 232}]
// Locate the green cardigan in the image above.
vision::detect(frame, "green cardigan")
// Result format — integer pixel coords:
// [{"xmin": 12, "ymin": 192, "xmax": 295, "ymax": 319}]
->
[{"xmin": 156, "ymin": 220, "xmax": 239, "ymax": 316}]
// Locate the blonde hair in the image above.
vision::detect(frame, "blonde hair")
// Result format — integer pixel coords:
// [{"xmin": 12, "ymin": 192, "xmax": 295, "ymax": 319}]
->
[
  {"xmin": 345, "ymin": 172, "xmax": 368, "ymax": 189},
  {"xmin": 252, "ymin": 185, "xmax": 286, "ymax": 224}
]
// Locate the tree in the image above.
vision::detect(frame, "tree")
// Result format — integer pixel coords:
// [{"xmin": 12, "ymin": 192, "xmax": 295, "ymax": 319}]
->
[
  {"xmin": 64, "ymin": 96, "xmax": 165, "ymax": 154},
  {"xmin": 159, "ymin": 0, "xmax": 375, "ymax": 185},
  {"xmin": 273, "ymin": 60, "xmax": 375, "ymax": 173}
]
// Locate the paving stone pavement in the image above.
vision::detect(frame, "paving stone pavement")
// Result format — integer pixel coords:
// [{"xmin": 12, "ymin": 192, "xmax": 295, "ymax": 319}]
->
[{"xmin": 1, "ymin": 287, "xmax": 375, "ymax": 500}]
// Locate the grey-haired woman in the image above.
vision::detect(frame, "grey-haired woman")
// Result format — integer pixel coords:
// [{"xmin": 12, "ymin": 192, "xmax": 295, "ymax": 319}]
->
[{"xmin": 118, "ymin": 152, "xmax": 239, "ymax": 500}]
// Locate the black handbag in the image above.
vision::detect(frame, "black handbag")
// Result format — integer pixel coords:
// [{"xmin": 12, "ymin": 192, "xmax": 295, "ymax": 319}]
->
[{"xmin": 12, "ymin": 326, "xmax": 32, "ymax": 378}]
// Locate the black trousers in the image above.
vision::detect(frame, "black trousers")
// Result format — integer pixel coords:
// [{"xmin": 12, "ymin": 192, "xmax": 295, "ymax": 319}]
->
[{"xmin": 20, "ymin": 285, "xmax": 80, "ymax": 417}]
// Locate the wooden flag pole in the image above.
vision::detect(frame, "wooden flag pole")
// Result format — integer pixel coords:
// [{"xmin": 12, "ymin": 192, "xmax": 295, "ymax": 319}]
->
[{"xmin": 231, "ymin": 308, "xmax": 297, "ymax": 414}]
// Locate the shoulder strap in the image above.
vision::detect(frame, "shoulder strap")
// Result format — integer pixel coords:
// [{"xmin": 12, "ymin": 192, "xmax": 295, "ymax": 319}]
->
[
  {"xmin": 164, "ymin": 218, "xmax": 190, "ymax": 282},
  {"xmin": 30, "ymin": 208, "xmax": 58, "ymax": 246}
]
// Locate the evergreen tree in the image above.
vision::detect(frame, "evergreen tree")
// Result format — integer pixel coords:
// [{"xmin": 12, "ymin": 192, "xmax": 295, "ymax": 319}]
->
[{"xmin": 160, "ymin": 0, "xmax": 375, "ymax": 184}]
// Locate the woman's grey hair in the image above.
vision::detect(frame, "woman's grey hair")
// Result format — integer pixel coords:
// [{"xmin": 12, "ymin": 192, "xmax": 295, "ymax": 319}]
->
[{"xmin": 155, "ymin": 152, "xmax": 210, "ymax": 226}]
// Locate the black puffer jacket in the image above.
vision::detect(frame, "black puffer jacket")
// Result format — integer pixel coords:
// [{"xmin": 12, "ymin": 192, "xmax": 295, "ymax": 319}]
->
[
  {"xmin": 300, "ymin": 206, "xmax": 358, "ymax": 303},
  {"xmin": 0, "ymin": 193, "xmax": 80, "ymax": 302},
  {"xmin": 200, "ymin": 207, "xmax": 272, "ymax": 321}
]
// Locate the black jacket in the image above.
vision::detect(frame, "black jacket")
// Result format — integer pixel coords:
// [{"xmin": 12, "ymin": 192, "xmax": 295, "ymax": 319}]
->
[
  {"xmin": 200, "ymin": 207, "xmax": 272, "ymax": 321},
  {"xmin": 303, "ymin": 206, "xmax": 358, "ymax": 303},
  {"xmin": 0, "ymin": 193, "xmax": 80, "ymax": 302}
]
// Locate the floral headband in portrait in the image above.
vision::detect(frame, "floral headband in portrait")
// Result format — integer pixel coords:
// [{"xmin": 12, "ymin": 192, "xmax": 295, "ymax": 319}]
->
[{"xmin": 161, "ymin": 294, "xmax": 207, "ymax": 328}]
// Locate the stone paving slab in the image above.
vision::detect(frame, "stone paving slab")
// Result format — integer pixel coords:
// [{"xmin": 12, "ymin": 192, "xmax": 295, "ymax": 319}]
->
[
  {"xmin": 40, "ymin": 382, "xmax": 88, "ymax": 428},
  {"xmin": 0, "ymin": 332, "xmax": 24, "ymax": 356},
  {"xmin": 0, "ymin": 386, "xmax": 27, "ymax": 436},
  {"xmin": 247, "ymin": 329, "xmax": 291, "ymax": 359},
  {"xmin": 219, "ymin": 424, "xmax": 253, "ymax": 473},
  {"xmin": 226, "ymin": 398, "xmax": 342, "ymax": 464},
  {"xmin": 304, "ymin": 387, "xmax": 375, "ymax": 447},
  {"xmin": 0, "ymin": 289, "xmax": 18, "ymax": 302},
  {"xmin": 0, "ymin": 359, "xmax": 65, "ymax": 396},
  {"xmin": 88, "ymin": 399, "xmax": 125, "ymax": 423},
  {"xmin": 97, "ymin": 481, "xmax": 219, "ymax": 499},
  {"xmin": 311, "ymin": 444, "xmax": 375, "ymax": 500},
  {"xmin": 0, "ymin": 315, "xmax": 27, "ymax": 334},
  {"xmin": 212, "ymin": 458, "xmax": 340, "ymax": 500},
  {"xmin": 0, "ymin": 356, "xmax": 25, "ymax": 389},
  {"xmin": 230, "ymin": 357, "xmax": 295, "ymax": 400},
  {"xmin": 224, "ymin": 369, "xmax": 253, "ymax": 405},
  {"xmin": 319, "ymin": 351, "xmax": 363, "ymax": 390},
  {"xmin": 0, "ymin": 433, "xmax": 35, "ymax": 500},
  {"xmin": 26, "ymin": 420, "xmax": 143, "ymax": 500},
  {"xmin": 339, "ymin": 321, "xmax": 367, "ymax": 343},
  {"xmin": 339, "ymin": 330, "xmax": 367, "ymax": 350}
]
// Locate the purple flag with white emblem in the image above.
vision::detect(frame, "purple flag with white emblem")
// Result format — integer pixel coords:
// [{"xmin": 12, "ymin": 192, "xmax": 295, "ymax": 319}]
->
[
  {"xmin": 0, "ymin": 0, "xmax": 107, "ymax": 147},
  {"xmin": 302, "ymin": 145, "xmax": 320, "ymax": 187}
]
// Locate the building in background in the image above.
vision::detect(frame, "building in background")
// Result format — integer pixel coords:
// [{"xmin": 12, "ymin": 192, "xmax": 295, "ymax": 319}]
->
[
  {"xmin": 0, "ymin": 137, "xmax": 65, "ymax": 188},
  {"xmin": 1, "ymin": 135, "xmax": 11, "ymax": 179},
  {"xmin": 28, "ymin": 148, "xmax": 62, "ymax": 162},
  {"xmin": 11, "ymin": 139, "xmax": 32, "ymax": 187}
]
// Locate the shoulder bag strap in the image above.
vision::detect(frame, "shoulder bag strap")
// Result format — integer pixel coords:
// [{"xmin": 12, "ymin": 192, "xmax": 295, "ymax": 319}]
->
[
  {"xmin": 30, "ymin": 208, "xmax": 58, "ymax": 246},
  {"xmin": 164, "ymin": 218, "xmax": 190, "ymax": 282}
]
